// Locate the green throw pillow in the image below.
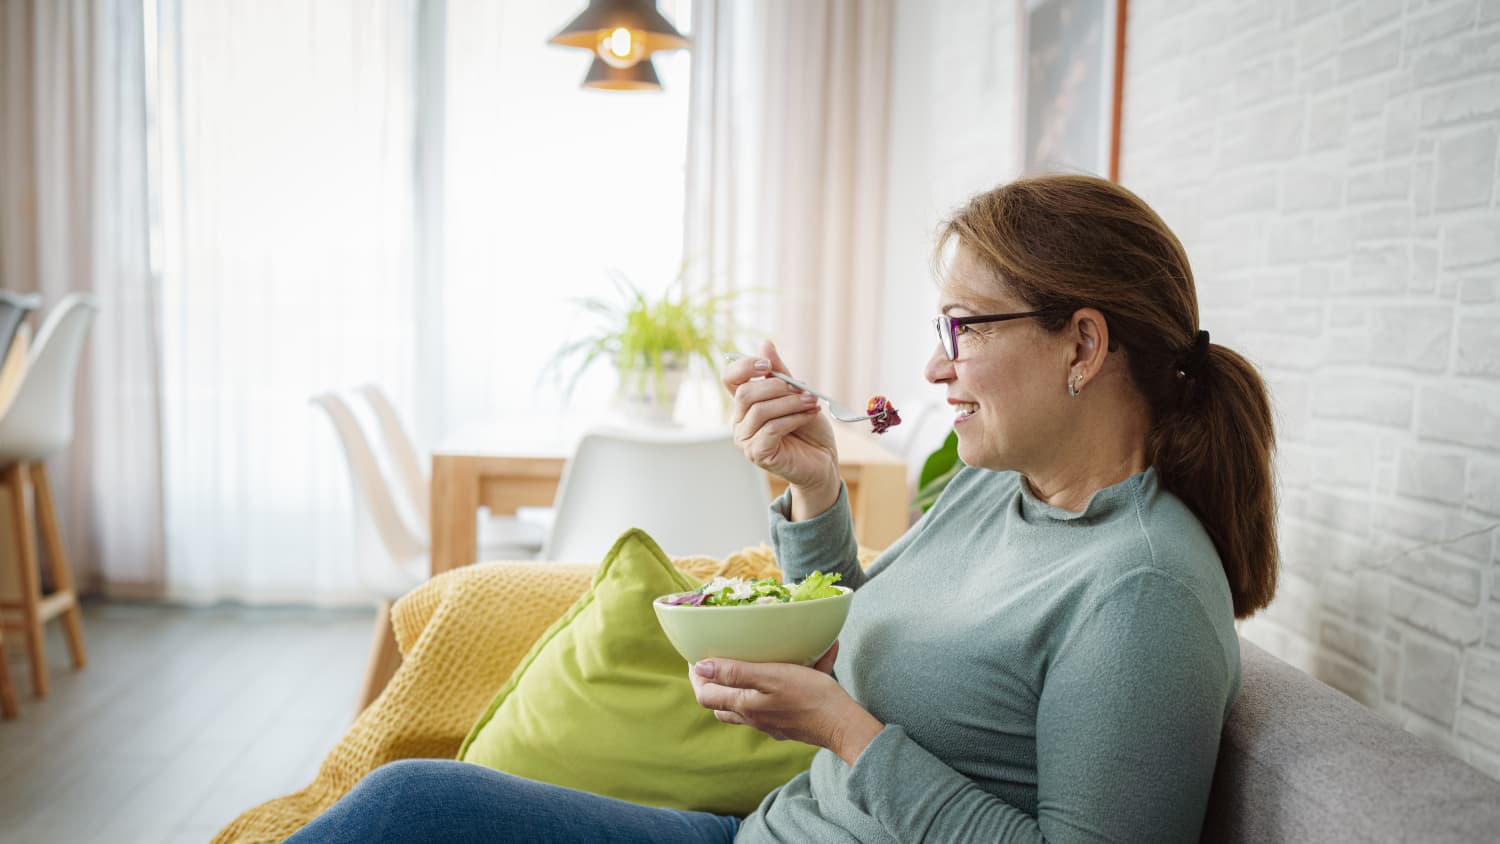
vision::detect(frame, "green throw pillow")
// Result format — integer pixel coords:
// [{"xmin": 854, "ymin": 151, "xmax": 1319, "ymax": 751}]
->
[{"xmin": 457, "ymin": 528, "xmax": 817, "ymax": 815}]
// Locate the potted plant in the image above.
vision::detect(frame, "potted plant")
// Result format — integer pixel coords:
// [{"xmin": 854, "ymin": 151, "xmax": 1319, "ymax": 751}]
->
[{"xmin": 546, "ymin": 272, "xmax": 743, "ymax": 425}]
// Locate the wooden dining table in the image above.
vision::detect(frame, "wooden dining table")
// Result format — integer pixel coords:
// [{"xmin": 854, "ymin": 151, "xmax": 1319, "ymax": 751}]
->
[{"xmin": 429, "ymin": 419, "xmax": 910, "ymax": 576}]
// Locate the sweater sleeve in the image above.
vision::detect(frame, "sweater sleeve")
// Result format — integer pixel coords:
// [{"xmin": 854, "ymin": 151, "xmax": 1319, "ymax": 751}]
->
[
  {"xmin": 841, "ymin": 569, "xmax": 1231, "ymax": 843},
  {"xmin": 768, "ymin": 478, "xmax": 933, "ymax": 591},
  {"xmin": 768, "ymin": 482, "xmax": 867, "ymax": 589}
]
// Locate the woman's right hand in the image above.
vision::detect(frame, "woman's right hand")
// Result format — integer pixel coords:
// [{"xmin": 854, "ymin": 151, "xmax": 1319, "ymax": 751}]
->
[{"xmin": 723, "ymin": 341, "xmax": 841, "ymax": 518}]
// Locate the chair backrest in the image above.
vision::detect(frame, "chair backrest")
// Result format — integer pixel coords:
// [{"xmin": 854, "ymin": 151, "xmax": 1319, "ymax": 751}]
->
[
  {"xmin": 0, "ymin": 291, "xmax": 41, "ymax": 374},
  {"xmin": 355, "ymin": 383, "xmax": 429, "ymax": 529},
  {"xmin": 0, "ymin": 322, "xmax": 33, "ymax": 418},
  {"xmin": 542, "ymin": 427, "xmax": 772, "ymax": 562},
  {"xmin": 0, "ymin": 293, "xmax": 96, "ymax": 463},
  {"xmin": 310, "ymin": 392, "xmax": 427, "ymax": 597}
]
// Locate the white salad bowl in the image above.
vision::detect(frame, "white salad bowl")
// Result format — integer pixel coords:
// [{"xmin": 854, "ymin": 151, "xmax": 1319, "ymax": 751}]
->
[{"xmin": 652, "ymin": 586, "xmax": 855, "ymax": 666}]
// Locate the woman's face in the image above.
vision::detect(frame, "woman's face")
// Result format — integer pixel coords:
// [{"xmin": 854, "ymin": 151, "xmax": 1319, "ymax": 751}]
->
[{"xmin": 924, "ymin": 244, "xmax": 1071, "ymax": 474}]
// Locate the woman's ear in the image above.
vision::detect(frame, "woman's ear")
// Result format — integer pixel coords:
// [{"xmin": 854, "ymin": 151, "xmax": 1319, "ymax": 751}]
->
[{"xmin": 1067, "ymin": 308, "xmax": 1111, "ymax": 390}]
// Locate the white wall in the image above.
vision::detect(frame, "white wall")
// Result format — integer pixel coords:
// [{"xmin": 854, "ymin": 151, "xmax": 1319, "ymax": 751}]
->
[{"xmin": 881, "ymin": 0, "xmax": 1500, "ymax": 776}]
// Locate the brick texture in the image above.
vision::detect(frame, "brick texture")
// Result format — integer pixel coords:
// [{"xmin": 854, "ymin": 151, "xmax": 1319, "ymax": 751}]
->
[{"xmin": 1123, "ymin": 0, "xmax": 1500, "ymax": 776}]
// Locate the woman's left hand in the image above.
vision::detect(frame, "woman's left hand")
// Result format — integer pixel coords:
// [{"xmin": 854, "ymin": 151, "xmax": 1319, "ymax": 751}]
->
[{"xmin": 688, "ymin": 642, "xmax": 885, "ymax": 766}]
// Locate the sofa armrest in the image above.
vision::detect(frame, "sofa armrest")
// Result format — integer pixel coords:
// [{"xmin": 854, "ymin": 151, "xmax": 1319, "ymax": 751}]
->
[{"xmin": 1203, "ymin": 637, "xmax": 1500, "ymax": 843}]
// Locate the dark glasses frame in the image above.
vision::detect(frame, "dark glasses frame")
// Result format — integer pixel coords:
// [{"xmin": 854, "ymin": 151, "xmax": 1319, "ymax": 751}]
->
[{"xmin": 932, "ymin": 311, "xmax": 1051, "ymax": 360}]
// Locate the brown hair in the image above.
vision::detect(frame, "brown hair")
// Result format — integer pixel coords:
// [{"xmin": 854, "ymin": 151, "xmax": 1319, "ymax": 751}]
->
[{"xmin": 938, "ymin": 174, "xmax": 1277, "ymax": 618}]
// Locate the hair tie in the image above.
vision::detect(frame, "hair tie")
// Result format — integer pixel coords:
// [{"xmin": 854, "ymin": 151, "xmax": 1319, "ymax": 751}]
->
[{"xmin": 1178, "ymin": 329, "xmax": 1211, "ymax": 379}]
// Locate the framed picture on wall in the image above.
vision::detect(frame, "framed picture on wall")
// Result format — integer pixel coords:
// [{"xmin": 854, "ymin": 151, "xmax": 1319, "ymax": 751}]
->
[{"xmin": 1020, "ymin": 0, "xmax": 1127, "ymax": 181}]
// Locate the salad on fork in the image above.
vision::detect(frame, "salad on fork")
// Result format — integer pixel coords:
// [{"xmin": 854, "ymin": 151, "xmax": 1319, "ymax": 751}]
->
[{"xmin": 724, "ymin": 353, "xmax": 902, "ymax": 435}]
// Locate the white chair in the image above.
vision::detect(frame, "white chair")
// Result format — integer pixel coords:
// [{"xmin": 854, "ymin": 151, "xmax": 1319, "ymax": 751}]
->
[
  {"xmin": 0, "ymin": 292, "xmax": 41, "ymax": 421},
  {"xmin": 0, "ymin": 292, "xmax": 37, "ymax": 719},
  {"xmin": 355, "ymin": 384, "xmax": 430, "ymax": 531},
  {"xmin": 0, "ymin": 293, "xmax": 98, "ymax": 702},
  {"xmin": 311, "ymin": 389, "xmax": 544, "ymax": 712},
  {"xmin": 0, "ymin": 322, "xmax": 34, "ymax": 422},
  {"xmin": 311, "ymin": 392, "xmax": 428, "ymax": 599},
  {"xmin": 542, "ymin": 427, "xmax": 772, "ymax": 562},
  {"xmin": 353, "ymin": 384, "xmax": 547, "ymax": 558}
]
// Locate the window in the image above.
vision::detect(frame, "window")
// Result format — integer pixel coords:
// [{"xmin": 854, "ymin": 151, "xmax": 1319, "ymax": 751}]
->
[{"xmin": 148, "ymin": 0, "xmax": 692, "ymax": 601}]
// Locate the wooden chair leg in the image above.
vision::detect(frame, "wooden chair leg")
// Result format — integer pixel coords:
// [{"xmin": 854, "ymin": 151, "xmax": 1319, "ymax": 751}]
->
[
  {"xmin": 5, "ymin": 463, "xmax": 48, "ymax": 698},
  {"xmin": 0, "ymin": 627, "xmax": 17, "ymax": 719},
  {"xmin": 29, "ymin": 463, "xmax": 86, "ymax": 669},
  {"xmin": 356, "ymin": 600, "xmax": 402, "ymax": 717}
]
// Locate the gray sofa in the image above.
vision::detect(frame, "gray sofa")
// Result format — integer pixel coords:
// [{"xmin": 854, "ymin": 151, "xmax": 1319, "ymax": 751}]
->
[{"xmin": 1202, "ymin": 638, "xmax": 1500, "ymax": 842}]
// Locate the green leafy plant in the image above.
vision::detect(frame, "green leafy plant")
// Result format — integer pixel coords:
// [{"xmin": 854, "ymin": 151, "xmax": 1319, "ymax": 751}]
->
[
  {"xmin": 911, "ymin": 430, "xmax": 960, "ymax": 513},
  {"xmin": 545, "ymin": 271, "xmax": 744, "ymax": 404}
]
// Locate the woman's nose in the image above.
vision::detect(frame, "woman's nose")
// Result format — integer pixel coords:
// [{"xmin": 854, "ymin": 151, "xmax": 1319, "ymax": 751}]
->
[{"xmin": 924, "ymin": 343, "xmax": 953, "ymax": 384}]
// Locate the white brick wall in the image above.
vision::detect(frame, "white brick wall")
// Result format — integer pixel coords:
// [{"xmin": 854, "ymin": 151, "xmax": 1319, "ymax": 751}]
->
[{"xmin": 1122, "ymin": 0, "xmax": 1500, "ymax": 777}]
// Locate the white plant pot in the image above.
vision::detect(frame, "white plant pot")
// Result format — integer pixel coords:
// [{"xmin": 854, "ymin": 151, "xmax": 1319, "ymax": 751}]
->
[{"xmin": 614, "ymin": 357, "xmax": 688, "ymax": 427}]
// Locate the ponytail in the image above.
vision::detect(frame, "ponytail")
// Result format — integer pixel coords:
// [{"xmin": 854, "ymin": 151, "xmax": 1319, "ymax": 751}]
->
[{"xmin": 1147, "ymin": 344, "xmax": 1278, "ymax": 618}]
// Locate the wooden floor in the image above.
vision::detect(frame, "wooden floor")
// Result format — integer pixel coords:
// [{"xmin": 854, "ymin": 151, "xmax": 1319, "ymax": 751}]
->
[{"xmin": 0, "ymin": 600, "xmax": 375, "ymax": 843}]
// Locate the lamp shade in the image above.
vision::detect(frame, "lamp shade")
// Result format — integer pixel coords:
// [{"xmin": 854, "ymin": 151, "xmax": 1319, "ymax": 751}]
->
[
  {"xmin": 549, "ymin": 0, "xmax": 690, "ymax": 54},
  {"xmin": 582, "ymin": 55, "xmax": 662, "ymax": 91}
]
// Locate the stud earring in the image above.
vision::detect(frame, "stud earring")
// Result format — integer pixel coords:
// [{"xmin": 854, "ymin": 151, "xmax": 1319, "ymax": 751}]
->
[{"xmin": 1068, "ymin": 374, "xmax": 1081, "ymax": 397}]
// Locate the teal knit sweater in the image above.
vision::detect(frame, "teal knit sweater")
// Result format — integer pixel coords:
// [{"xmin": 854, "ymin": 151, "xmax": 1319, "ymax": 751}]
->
[{"xmin": 734, "ymin": 465, "xmax": 1240, "ymax": 843}]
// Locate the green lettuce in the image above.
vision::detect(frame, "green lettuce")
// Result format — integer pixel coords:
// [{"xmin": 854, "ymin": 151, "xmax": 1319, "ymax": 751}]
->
[{"xmin": 789, "ymin": 570, "xmax": 843, "ymax": 602}]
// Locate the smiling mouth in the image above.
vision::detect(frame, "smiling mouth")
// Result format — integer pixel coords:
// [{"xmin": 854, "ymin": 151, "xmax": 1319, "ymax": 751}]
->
[{"xmin": 953, "ymin": 402, "xmax": 977, "ymax": 419}]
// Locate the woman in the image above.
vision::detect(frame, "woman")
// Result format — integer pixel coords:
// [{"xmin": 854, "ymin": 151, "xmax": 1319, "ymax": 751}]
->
[{"xmin": 288, "ymin": 174, "xmax": 1277, "ymax": 842}]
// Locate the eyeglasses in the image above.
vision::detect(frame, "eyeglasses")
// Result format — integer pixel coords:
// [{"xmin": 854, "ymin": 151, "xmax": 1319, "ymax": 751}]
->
[{"xmin": 932, "ymin": 311, "xmax": 1050, "ymax": 360}]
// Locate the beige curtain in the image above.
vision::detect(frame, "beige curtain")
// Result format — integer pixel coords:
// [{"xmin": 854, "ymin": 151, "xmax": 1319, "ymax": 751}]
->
[
  {"xmin": 0, "ymin": 0, "xmax": 165, "ymax": 596},
  {"xmin": 684, "ymin": 0, "xmax": 894, "ymax": 401}
]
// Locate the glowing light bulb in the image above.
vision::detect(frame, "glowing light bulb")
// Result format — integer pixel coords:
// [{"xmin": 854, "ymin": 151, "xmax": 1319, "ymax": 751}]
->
[
  {"xmin": 597, "ymin": 27, "xmax": 646, "ymax": 69},
  {"xmin": 606, "ymin": 28, "xmax": 632, "ymax": 58}
]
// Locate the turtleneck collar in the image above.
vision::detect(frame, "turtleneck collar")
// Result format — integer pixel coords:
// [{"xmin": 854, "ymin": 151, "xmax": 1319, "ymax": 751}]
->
[{"xmin": 1015, "ymin": 466, "xmax": 1155, "ymax": 523}]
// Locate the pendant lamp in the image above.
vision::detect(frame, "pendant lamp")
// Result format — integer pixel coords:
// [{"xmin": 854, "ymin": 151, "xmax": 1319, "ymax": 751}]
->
[
  {"xmin": 583, "ymin": 55, "xmax": 663, "ymax": 91},
  {"xmin": 549, "ymin": 0, "xmax": 689, "ymax": 91}
]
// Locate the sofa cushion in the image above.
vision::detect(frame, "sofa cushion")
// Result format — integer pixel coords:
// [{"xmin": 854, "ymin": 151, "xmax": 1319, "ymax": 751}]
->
[
  {"xmin": 456, "ymin": 528, "xmax": 817, "ymax": 815},
  {"xmin": 1202, "ymin": 637, "xmax": 1500, "ymax": 843}
]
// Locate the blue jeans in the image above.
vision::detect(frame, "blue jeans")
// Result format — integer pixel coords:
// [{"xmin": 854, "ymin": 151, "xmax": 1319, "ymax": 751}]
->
[{"xmin": 284, "ymin": 759, "xmax": 742, "ymax": 843}]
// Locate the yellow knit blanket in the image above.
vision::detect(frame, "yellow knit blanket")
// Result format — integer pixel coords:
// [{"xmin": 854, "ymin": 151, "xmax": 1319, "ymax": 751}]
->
[{"xmin": 212, "ymin": 547, "xmax": 792, "ymax": 843}]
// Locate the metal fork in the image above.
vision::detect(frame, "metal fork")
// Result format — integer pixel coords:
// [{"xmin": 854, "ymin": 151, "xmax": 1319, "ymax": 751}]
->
[{"xmin": 723, "ymin": 353, "xmax": 879, "ymax": 422}]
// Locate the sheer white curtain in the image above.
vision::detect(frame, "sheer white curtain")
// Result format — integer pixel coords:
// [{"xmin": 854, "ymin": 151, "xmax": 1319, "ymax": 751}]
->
[
  {"xmin": 684, "ymin": 0, "xmax": 894, "ymax": 401},
  {"xmin": 5, "ymin": 0, "xmax": 883, "ymax": 605},
  {"xmin": 149, "ymin": 0, "xmax": 695, "ymax": 603},
  {"xmin": 152, "ymin": 0, "xmax": 420, "ymax": 603},
  {"xmin": 0, "ymin": 0, "xmax": 163, "ymax": 597}
]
